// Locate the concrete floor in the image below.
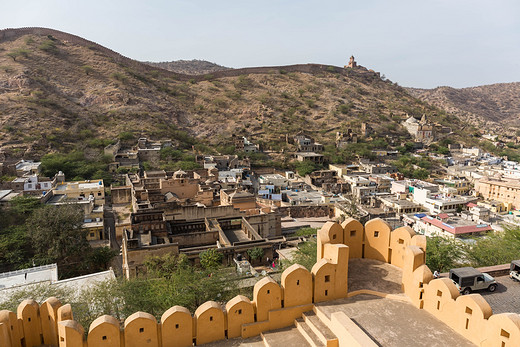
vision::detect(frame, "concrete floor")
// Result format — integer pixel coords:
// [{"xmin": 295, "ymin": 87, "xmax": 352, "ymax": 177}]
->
[
  {"xmin": 317, "ymin": 294, "xmax": 475, "ymax": 347},
  {"xmin": 224, "ymin": 229, "xmax": 250, "ymax": 244},
  {"xmin": 348, "ymin": 258, "xmax": 404, "ymax": 295},
  {"xmin": 202, "ymin": 335, "xmax": 265, "ymax": 347}
]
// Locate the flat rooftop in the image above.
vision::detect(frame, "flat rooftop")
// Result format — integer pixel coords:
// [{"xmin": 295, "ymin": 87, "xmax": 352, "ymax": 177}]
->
[
  {"xmin": 316, "ymin": 295, "xmax": 474, "ymax": 347},
  {"xmin": 56, "ymin": 180, "xmax": 104, "ymax": 190},
  {"xmin": 0, "ymin": 264, "xmax": 57, "ymax": 290}
]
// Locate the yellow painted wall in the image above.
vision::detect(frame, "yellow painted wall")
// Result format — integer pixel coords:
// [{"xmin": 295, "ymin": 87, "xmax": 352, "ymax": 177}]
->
[
  {"xmin": 363, "ymin": 218, "xmax": 391, "ymax": 262},
  {"xmin": 124, "ymin": 312, "xmax": 159, "ymax": 347},
  {"xmin": 341, "ymin": 218, "xmax": 363, "ymax": 258},
  {"xmin": 225, "ymin": 296, "xmax": 255, "ymax": 339},
  {"xmin": 160, "ymin": 306, "xmax": 193, "ymax": 347},
  {"xmin": 17, "ymin": 300, "xmax": 41, "ymax": 347},
  {"xmin": 88, "ymin": 315, "xmax": 121, "ymax": 347},
  {"xmin": 253, "ymin": 277, "xmax": 282, "ymax": 322},
  {"xmin": 281, "ymin": 264, "xmax": 313, "ymax": 307},
  {"xmin": 194, "ymin": 301, "xmax": 225, "ymax": 345}
]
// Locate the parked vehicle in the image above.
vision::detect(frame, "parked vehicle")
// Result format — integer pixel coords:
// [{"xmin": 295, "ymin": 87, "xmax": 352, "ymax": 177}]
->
[
  {"xmin": 510, "ymin": 260, "xmax": 520, "ymax": 281},
  {"xmin": 449, "ymin": 267, "xmax": 497, "ymax": 294}
]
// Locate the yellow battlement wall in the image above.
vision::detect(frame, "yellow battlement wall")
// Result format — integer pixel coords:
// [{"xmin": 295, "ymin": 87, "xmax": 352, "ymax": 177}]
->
[{"xmin": 1, "ymin": 217, "xmax": 519, "ymax": 346}]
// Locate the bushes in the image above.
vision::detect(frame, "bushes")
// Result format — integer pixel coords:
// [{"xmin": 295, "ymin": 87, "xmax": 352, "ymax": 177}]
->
[
  {"xmin": 40, "ymin": 151, "xmax": 112, "ymax": 184},
  {"xmin": 199, "ymin": 249, "xmax": 223, "ymax": 269},
  {"xmin": 111, "ymin": 72, "xmax": 128, "ymax": 83},
  {"xmin": 6, "ymin": 48, "xmax": 30, "ymax": 61},
  {"xmin": 294, "ymin": 161, "xmax": 320, "ymax": 176},
  {"xmin": 39, "ymin": 39, "xmax": 57, "ymax": 53}
]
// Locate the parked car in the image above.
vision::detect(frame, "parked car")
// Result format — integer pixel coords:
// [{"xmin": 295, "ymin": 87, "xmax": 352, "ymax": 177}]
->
[
  {"xmin": 449, "ymin": 267, "xmax": 497, "ymax": 294},
  {"xmin": 510, "ymin": 260, "xmax": 520, "ymax": 281}
]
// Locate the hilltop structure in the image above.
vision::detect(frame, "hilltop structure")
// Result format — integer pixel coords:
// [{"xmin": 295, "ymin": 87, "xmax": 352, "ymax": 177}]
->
[
  {"xmin": 345, "ymin": 56, "xmax": 357, "ymax": 68},
  {"xmin": 1, "ymin": 218, "xmax": 519, "ymax": 346}
]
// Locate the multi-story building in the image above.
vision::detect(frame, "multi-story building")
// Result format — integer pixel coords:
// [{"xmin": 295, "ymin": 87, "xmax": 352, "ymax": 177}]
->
[
  {"xmin": 434, "ymin": 177, "xmax": 470, "ymax": 195},
  {"xmin": 415, "ymin": 214, "xmax": 492, "ymax": 239},
  {"xmin": 475, "ymin": 176, "xmax": 520, "ymax": 209}
]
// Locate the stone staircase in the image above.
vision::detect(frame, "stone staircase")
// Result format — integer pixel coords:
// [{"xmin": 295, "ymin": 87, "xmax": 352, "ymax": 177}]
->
[{"xmin": 261, "ymin": 309, "xmax": 339, "ymax": 347}]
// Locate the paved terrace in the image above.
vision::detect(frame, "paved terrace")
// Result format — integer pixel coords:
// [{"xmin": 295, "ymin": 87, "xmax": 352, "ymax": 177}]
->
[{"xmin": 316, "ymin": 294, "xmax": 475, "ymax": 347}]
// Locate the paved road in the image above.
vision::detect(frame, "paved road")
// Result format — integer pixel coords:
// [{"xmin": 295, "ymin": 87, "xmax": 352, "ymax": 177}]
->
[
  {"xmin": 104, "ymin": 206, "xmax": 123, "ymax": 276},
  {"xmin": 480, "ymin": 275, "xmax": 520, "ymax": 314}
]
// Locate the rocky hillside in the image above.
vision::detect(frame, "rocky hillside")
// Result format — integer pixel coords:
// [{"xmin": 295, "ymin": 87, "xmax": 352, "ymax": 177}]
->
[
  {"xmin": 407, "ymin": 83, "xmax": 520, "ymax": 131},
  {"xmin": 0, "ymin": 28, "xmax": 460, "ymax": 159},
  {"xmin": 144, "ymin": 60, "xmax": 230, "ymax": 75}
]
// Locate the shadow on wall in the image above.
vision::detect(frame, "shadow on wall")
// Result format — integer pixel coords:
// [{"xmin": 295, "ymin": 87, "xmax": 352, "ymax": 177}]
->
[{"xmin": 0, "ymin": 217, "xmax": 519, "ymax": 346}]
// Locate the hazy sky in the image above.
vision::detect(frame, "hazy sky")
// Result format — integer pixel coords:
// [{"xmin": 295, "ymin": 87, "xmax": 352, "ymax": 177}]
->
[{"xmin": 1, "ymin": 0, "xmax": 519, "ymax": 88}]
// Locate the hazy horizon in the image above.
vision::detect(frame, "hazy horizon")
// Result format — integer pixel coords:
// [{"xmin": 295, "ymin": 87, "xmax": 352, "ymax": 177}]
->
[{"xmin": 1, "ymin": 0, "xmax": 519, "ymax": 89}]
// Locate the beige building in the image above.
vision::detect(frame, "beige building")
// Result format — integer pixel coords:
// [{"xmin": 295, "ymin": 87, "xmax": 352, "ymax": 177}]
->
[
  {"xmin": 53, "ymin": 179, "xmax": 105, "ymax": 205},
  {"xmin": 220, "ymin": 189, "xmax": 256, "ymax": 211},
  {"xmin": 45, "ymin": 178, "xmax": 106, "ymax": 242},
  {"xmin": 475, "ymin": 176, "xmax": 520, "ymax": 209}
]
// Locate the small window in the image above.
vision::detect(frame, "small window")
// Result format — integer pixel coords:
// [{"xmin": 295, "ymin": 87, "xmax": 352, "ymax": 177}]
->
[
  {"xmin": 90, "ymin": 233, "xmax": 94, "ymax": 237},
  {"xmin": 102, "ymin": 336, "xmax": 107, "ymax": 340},
  {"xmin": 324, "ymin": 275, "xmax": 330, "ymax": 282},
  {"xmin": 398, "ymin": 239, "xmax": 404, "ymax": 244},
  {"xmin": 325, "ymin": 290, "xmax": 328, "ymax": 296},
  {"xmin": 98, "ymin": 192, "xmax": 102, "ymax": 196},
  {"xmin": 267, "ymin": 290, "xmax": 270, "ymax": 294},
  {"xmin": 175, "ymin": 324, "xmax": 179, "ymax": 329},
  {"xmin": 465, "ymin": 307, "xmax": 472, "ymax": 315},
  {"xmin": 501, "ymin": 329, "xmax": 510, "ymax": 338},
  {"xmin": 139, "ymin": 328, "xmax": 144, "ymax": 333},
  {"xmin": 437, "ymin": 301, "xmax": 441, "ymax": 310},
  {"xmin": 436, "ymin": 290, "xmax": 442, "ymax": 297},
  {"xmin": 296, "ymin": 280, "xmax": 300, "ymax": 286},
  {"xmin": 332, "ymin": 234, "xmax": 337, "ymax": 240},
  {"xmin": 350, "ymin": 230, "xmax": 356, "ymax": 237},
  {"xmin": 374, "ymin": 231, "xmax": 379, "ymax": 238},
  {"xmin": 28, "ymin": 318, "xmax": 31, "ymax": 322},
  {"xmin": 209, "ymin": 316, "xmax": 213, "ymax": 321},
  {"xmin": 238, "ymin": 309, "xmax": 242, "ymax": 315}
]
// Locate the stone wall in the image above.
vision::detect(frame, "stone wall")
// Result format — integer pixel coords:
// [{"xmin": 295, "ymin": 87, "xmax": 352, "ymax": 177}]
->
[{"xmin": 277, "ymin": 205, "xmax": 333, "ymax": 218}]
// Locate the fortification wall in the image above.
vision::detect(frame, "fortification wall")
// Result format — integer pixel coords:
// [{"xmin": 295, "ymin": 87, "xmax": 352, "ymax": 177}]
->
[
  {"xmin": 317, "ymin": 218, "xmax": 520, "ymax": 346},
  {"xmin": 2, "ymin": 217, "xmax": 518, "ymax": 346},
  {"xmin": 277, "ymin": 205, "xmax": 333, "ymax": 218},
  {"xmin": 0, "ymin": 27, "xmax": 379, "ymax": 83}
]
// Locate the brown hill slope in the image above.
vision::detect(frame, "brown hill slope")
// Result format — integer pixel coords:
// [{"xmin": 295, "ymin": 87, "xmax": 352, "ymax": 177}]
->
[
  {"xmin": 0, "ymin": 28, "xmax": 457, "ymax": 158},
  {"xmin": 407, "ymin": 83, "xmax": 520, "ymax": 130},
  {"xmin": 144, "ymin": 60, "xmax": 230, "ymax": 75}
]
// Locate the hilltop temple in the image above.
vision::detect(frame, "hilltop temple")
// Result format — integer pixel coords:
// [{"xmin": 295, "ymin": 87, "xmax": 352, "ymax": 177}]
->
[{"xmin": 345, "ymin": 56, "xmax": 357, "ymax": 68}]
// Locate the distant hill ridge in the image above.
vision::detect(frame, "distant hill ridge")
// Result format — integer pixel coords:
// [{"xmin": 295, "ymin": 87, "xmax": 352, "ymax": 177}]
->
[
  {"xmin": 0, "ymin": 26, "xmax": 464, "ymax": 159},
  {"xmin": 144, "ymin": 60, "xmax": 230, "ymax": 75},
  {"xmin": 0, "ymin": 27, "xmax": 368, "ymax": 81},
  {"xmin": 407, "ymin": 82, "xmax": 520, "ymax": 128}
]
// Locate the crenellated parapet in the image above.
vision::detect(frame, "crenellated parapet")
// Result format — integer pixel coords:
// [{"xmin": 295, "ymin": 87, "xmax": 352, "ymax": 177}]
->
[{"xmin": 1, "ymin": 217, "xmax": 519, "ymax": 346}]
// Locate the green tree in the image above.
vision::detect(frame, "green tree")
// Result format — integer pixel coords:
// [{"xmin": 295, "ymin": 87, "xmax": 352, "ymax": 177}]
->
[
  {"xmin": 88, "ymin": 247, "xmax": 118, "ymax": 272},
  {"xmin": 294, "ymin": 161, "xmax": 318, "ymax": 176},
  {"xmin": 6, "ymin": 48, "xmax": 29, "ymax": 61},
  {"xmin": 284, "ymin": 239, "xmax": 317, "ymax": 271},
  {"xmin": 81, "ymin": 65, "xmax": 94, "ymax": 75},
  {"xmin": 466, "ymin": 226, "xmax": 520, "ymax": 267},
  {"xmin": 199, "ymin": 248, "xmax": 223, "ymax": 269},
  {"xmin": 295, "ymin": 227, "xmax": 318, "ymax": 237},
  {"xmin": 27, "ymin": 204, "xmax": 90, "ymax": 266},
  {"xmin": 425, "ymin": 236, "xmax": 465, "ymax": 272},
  {"xmin": 247, "ymin": 247, "xmax": 264, "ymax": 262}
]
